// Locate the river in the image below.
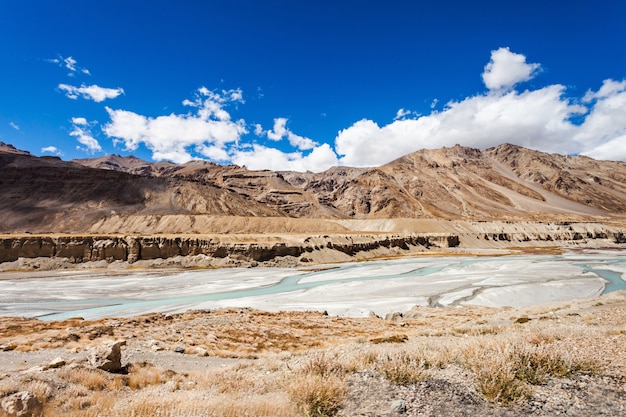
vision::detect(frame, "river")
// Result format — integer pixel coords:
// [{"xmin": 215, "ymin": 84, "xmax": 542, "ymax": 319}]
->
[{"xmin": 0, "ymin": 250, "xmax": 624, "ymax": 320}]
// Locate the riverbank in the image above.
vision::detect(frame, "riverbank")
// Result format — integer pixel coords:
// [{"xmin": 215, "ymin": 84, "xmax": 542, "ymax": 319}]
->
[{"xmin": 0, "ymin": 220, "xmax": 624, "ymax": 272}]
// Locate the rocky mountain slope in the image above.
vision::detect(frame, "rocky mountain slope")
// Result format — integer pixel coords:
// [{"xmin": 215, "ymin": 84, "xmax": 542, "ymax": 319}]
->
[{"xmin": 1, "ymin": 141, "xmax": 626, "ymax": 234}]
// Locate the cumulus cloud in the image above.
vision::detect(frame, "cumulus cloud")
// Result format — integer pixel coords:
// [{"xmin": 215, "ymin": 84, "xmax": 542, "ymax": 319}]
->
[
  {"xmin": 69, "ymin": 118, "xmax": 102, "ymax": 153},
  {"xmin": 582, "ymin": 79, "xmax": 626, "ymax": 102},
  {"xmin": 59, "ymin": 83, "xmax": 124, "ymax": 102},
  {"xmin": 482, "ymin": 47, "xmax": 541, "ymax": 91},
  {"xmin": 103, "ymin": 88, "xmax": 247, "ymax": 164},
  {"xmin": 256, "ymin": 117, "xmax": 318, "ymax": 150},
  {"xmin": 335, "ymin": 84, "xmax": 584, "ymax": 166},
  {"xmin": 85, "ymin": 47, "xmax": 626, "ymax": 171},
  {"xmin": 335, "ymin": 71, "xmax": 626, "ymax": 167},
  {"xmin": 577, "ymin": 79, "xmax": 626, "ymax": 161},
  {"xmin": 231, "ymin": 143, "xmax": 338, "ymax": 172}
]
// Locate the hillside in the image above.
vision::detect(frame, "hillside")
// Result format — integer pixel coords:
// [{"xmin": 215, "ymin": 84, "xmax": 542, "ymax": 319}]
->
[{"xmin": 2, "ymin": 141, "xmax": 626, "ymax": 235}]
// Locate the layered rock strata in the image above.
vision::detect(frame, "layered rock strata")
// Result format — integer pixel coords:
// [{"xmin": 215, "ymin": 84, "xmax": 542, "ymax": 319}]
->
[
  {"xmin": 1, "ymin": 220, "xmax": 624, "ymax": 266},
  {"xmin": 0, "ymin": 233, "xmax": 457, "ymax": 264}
]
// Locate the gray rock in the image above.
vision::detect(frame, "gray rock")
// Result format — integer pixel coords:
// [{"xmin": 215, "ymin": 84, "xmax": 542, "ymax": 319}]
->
[
  {"xmin": 1, "ymin": 391, "xmax": 43, "ymax": 417},
  {"xmin": 89, "ymin": 340, "xmax": 124, "ymax": 372},
  {"xmin": 46, "ymin": 357, "xmax": 66, "ymax": 369},
  {"xmin": 385, "ymin": 311, "xmax": 404, "ymax": 321},
  {"xmin": 390, "ymin": 399, "xmax": 406, "ymax": 415}
]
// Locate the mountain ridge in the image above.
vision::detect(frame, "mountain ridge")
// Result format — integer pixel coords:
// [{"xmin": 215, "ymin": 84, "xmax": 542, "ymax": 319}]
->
[{"xmin": 1, "ymin": 142, "xmax": 625, "ymax": 233}]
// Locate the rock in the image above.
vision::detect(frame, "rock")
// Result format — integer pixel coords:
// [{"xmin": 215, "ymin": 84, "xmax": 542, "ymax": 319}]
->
[
  {"xmin": 385, "ymin": 312, "xmax": 404, "ymax": 321},
  {"xmin": 369, "ymin": 311, "xmax": 381, "ymax": 319},
  {"xmin": 390, "ymin": 399, "xmax": 406, "ymax": 415},
  {"xmin": 1, "ymin": 391, "xmax": 43, "ymax": 417},
  {"xmin": 174, "ymin": 346, "xmax": 185, "ymax": 354},
  {"xmin": 89, "ymin": 340, "xmax": 124, "ymax": 372},
  {"xmin": 147, "ymin": 339, "xmax": 164, "ymax": 351},
  {"xmin": 195, "ymin": 347, "xmax": 208, "ymax": 357},
  {"xmin": 46, "ymin": 357, "xmax": 66, "ymax": 369}
]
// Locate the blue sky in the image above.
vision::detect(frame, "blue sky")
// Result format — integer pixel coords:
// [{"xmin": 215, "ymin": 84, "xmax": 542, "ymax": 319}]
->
[{"xmin": 1, "ymin": 1, "xmax": 626, "ymax": 171}]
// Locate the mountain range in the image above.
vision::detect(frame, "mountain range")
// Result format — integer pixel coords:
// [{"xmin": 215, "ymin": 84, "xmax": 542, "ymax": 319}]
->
[{"xmin": 1, "ymin": 141, "xmax": 625, "ymax": 234}]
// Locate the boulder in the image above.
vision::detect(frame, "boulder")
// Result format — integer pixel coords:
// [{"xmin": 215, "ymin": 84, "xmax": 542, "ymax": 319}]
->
[
  {"xmin": 89, "ymin": 340, "xmax": 124, "ymax": 372},
  {"xmin": 45, "ymin": 357, "xmax": 66, "ymax": 370},
  {"xmin": 1, "ymin": 391, "xmax": 43, "ymax": 417}
]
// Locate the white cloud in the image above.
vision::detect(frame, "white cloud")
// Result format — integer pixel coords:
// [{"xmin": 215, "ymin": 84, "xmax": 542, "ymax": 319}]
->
[
  {"xmin": 84, "ymin": 47, "xmax": 626, "ymax": 171},
  {"xmin": 482, "ymin": 47, "xmax": 541, "ymax": 91},
  {"xmin": 59, "ymin": 83, "xmax": 124, "ymax": 102},
  {"xmin": 103, "ymin": 88, "xmax": 247, "ymax": 164},
  {"xmin": 71, "ymin": 117, "xmax": 89, "ymax": 125},
  {"xmin": 258, "ymin": 117, "xmax": 318, "ymax": 150},
  {"xmin": 64, "ymin": 56, "xmax": 77, "ymax": 72},
  {"xmin": 196, "ymin": 144, "xmax": 230, "ymax": 161},
  {"xmin": 231, "ymin": 143, "xmax": 338, "ymax": 172},
  {"xmin": 394, "ymin": 108, "xmax": 419, "ymax": 121},
  {"xmin": 577, "ymin": 79, "xmax": 626, "ymax": 160},
  {"xmin": 41, "ymin": 146, "xmax": 58, "ymax": 153},
  {"xmin": 394, "ymin": 109, "xmax": 411, "ymax": 120},
  {"xmin": 48, "ymin": 55, "xmax": 90, "ymax": 76},
  {"xmin": 335, "ymin": 71, "xmax": 626, "ymax": 167},
  {"xmin": 254, "ymin": 123, "xmax": 264, "ymax": 136},
  {"xmin": 335, "ymin": 85, "xmax": 588, "ymax": 167},
  {"xmin": 582, "ymin": 134, "xmax": 626, "ymax": 161},
  {"xmin": 69, "ymin": 118, "xmax": 102, "ymax": 153},
  {"xmin": 41, "ymin": 146, "xmax": 63, "ymax": 156},
  {"xmin": 582, "ymin": 79, "xmax": 626, "ymax": 102},
  {"xmin": 9, "ymin": 122, "xmax": 20, "ymax": 131}
]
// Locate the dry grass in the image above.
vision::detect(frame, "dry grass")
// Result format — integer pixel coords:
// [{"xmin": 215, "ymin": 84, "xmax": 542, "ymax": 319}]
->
[
  {"xmin": 288, "ymin": 374, "xmax": 346, "ymax": 417},
  {"xmin": 0, "ymin": 293, "xmax": 624, "ymax": 416},
  {"xmin": 461, "ymin": 341, "xmax": 531, "ymax": 405},
  {"xmin": 58, "ymin": 367, "xmax": 110, "ymax": 391},
  {"xmin": 377, "ymin": 351, "xmax": 428, "ymax": 385}
]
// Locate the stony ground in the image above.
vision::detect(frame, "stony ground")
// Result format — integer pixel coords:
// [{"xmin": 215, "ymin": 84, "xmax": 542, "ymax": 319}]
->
[{"xmin": 0, "ymin": 290, "xmax": 625, "ymax": 417}]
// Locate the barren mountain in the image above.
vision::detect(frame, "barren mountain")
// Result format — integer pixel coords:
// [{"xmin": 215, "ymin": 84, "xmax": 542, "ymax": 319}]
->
[
  {"xmin": 0, "ymin": 143, "xmax": 281, "ymax": 233},
  {"xmin": 1, "ymin": 141, "xmax": 625, "ymax": 233}
]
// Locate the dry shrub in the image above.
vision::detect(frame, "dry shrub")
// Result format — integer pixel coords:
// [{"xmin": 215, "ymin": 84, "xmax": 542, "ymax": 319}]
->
[
  {"xmin": 288, "ymin": 374, "xmax": 346, "ymax": 417},
  {"xmin": 58, "ymin": 367, "xmax": 110, "ymax": 391},
  {"xmin": 21, "ymin": 379, "xmax": 53, "ymax": 403},
  {"xmin": 300, "ymin": 352, "xmax": 347, "ymax": 378},
  {"xmin": 127, "ymin": 363, "xmax": 164, "ymax": 390},
  {"xmin": 202, "ymin": 393, "xmax": 296, "ymax": 417},
  {"xmin": 214, "ymin": 363, "xmax": 264, "ymax": 395},
  {"xmin": 512, "ymin": 343, "xmax": 601, "ymax": 385},
  {"xmin": 462, "ymin": 341, "xmax": 530, "ymax": 405},
  {"xmin": 378, "ymin": 351, "xmax": 428, "ymax": 385},
  {"xmin": 370, "ymin": 334, "xmax": 408, "ymax": 344},
  {"xmin": 56, "ymin": 384, "xmax": 94, "ymax": 411}
]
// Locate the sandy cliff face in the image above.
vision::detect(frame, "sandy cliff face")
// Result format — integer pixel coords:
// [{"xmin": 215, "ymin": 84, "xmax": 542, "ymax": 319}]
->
[
  {"xmin": 0, "ymin": 232, "xmax": 459, "ymax": 266},
  {"xmin": 0, "ymin": 221, "xmax": 623, "ymax": 268}
]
